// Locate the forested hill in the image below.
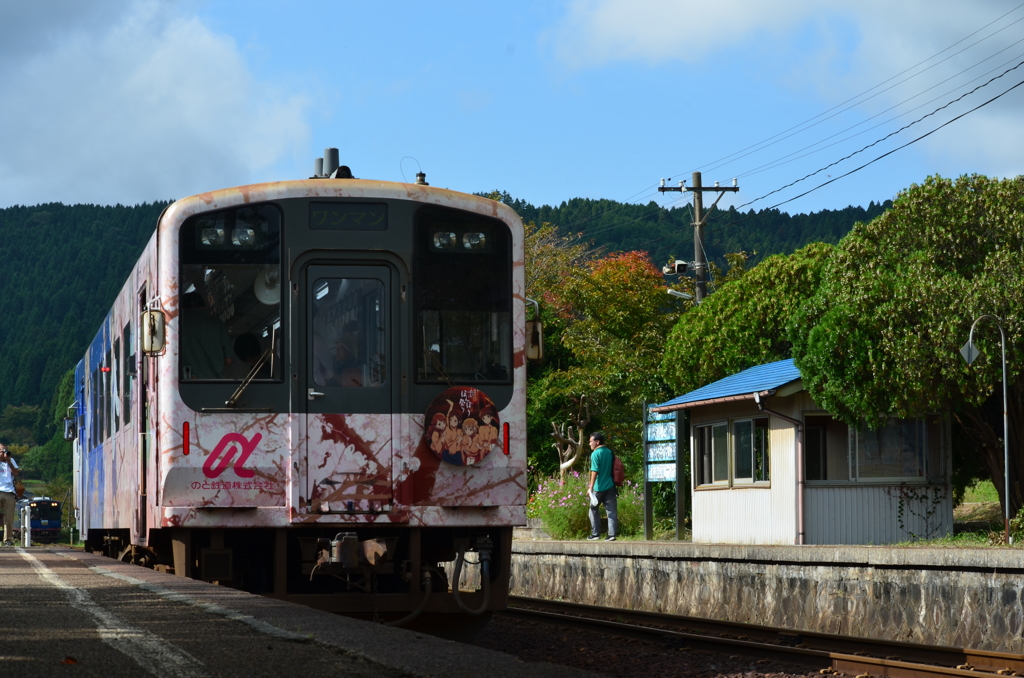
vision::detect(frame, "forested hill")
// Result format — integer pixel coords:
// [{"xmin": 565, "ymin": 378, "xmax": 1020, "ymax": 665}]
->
[
  {"xmin": 0, "ymin": 194, "xmax": 888, "ymax": 417},
  {"xmin": 0, "ymin": 202, "xmax": 169, "ymax": 416},
  {"xmin": 490, "ymin": 192, "xmax": 892, "ymax": 267}
]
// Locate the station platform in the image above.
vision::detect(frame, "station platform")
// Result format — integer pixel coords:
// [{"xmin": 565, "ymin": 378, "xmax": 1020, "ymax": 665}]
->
[
  {"xmin": 510, "ymin": 538, "xmax": 1024, "ymax": 653},
  {"xmin": 0, "ymin": 546, "xmax": 588, "ymax": 678}
]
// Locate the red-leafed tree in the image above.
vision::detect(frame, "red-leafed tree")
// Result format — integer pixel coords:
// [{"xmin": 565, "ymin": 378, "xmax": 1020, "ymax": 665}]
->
[{"xmin": 529, "ymin": 250, "xmax": 685, "ymax": 475}]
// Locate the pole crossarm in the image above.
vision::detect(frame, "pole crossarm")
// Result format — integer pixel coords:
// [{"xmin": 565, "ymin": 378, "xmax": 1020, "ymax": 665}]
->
[
  {"xmin": 656, "ymin": 172, "xmax": 740, "ymax": 304},
  {"xmin": 657, "ymin": 186, "xmax": 739, "ymax": 194}
]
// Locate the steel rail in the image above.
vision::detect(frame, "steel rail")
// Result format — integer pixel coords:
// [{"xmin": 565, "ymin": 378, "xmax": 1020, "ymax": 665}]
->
[{"xmin": 505, "ymin": 596, "xmax": 1024, "ymax": 677}]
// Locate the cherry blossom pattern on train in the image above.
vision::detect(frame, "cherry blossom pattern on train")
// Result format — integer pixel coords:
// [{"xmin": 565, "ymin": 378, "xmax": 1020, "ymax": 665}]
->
[{"xmin": 424, "ymin": 387, "xmax": 501, "ymax": 466}]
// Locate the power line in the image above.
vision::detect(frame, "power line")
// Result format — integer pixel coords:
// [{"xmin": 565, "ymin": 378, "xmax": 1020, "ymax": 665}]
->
[
  {"xmin": 758, "ymin": 74, "xmax": 1024, "ymax": 214},
  {"xmin": 738, "ymin": 40, "xmax": 1024, "ymax": 180},
  {"xmin": 733, "ymin": 58, "xmax": 1024, "ymax": 211},
  {"xmin": 693, "ymin": 70, "xmax": 1024, "ymax": 242},
  {"xmin": 681, "ymin": 2, "xmax": 1024, "ymax": 179},
  {"xmin": 566, "ymin": 7, "xmax": 1024, "ymax": 246}
]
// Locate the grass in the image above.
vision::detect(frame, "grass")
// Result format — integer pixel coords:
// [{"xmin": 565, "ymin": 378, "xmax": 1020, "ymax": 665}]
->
[
  {"xmin": 963, "ymin": 479, "xmax": 999, "ymax": 503},
  {"xmin": 894, "ymin": 531, "xmax": 998, "ymax": 547}
]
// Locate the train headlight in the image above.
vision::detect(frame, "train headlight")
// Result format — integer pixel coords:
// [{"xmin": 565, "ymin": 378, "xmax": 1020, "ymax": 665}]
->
[
  {"xmin": 201, "ymin": 227, "xmax": 225, "ymax": 246},
  {"xmin": 462, "ymin": 232, "xmax": 487, "ymax": 250},
  {"xmin": 432, "ymin": 231, "xmax": 457, "ymax": 249},
  {"xmin": 232, "ymin": 227, "xmax": 256, "ymax": 247}
]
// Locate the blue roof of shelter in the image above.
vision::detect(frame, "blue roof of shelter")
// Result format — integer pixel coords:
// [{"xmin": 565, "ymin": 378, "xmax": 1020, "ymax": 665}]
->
[{"xmin": 652, "ymin": 359, "xmax": 802, "ymax": 412}]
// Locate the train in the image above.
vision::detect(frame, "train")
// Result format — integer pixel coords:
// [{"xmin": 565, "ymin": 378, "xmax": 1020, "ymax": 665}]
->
[
  {"xmin": 66, "ymin": 149, "xmax": 538, "ymax": 629},
  {"xmin": 11, "ymin": 497, "xmax": 63, "ymax": 543}
]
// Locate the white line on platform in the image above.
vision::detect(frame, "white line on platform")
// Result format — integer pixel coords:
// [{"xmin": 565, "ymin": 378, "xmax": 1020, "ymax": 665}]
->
[
  {"xmin": 18, "ymin": 548, "xmax": 206, "ymax": 678},
  {"xmin": 51, "ymin": 550, "xmax": 309, "ymax": 642}
]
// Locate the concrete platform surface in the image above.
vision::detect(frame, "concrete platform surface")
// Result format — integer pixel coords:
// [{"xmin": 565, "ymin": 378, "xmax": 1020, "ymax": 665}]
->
[{"xmin": 0, "ymin": 546, "xmax": 591, "ymax": 678}]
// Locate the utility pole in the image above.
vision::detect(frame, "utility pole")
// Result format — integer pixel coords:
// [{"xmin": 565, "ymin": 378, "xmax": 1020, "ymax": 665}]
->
[{"xmin": 659, "ymin": 171, "xmax": 739, "ymax": 303}]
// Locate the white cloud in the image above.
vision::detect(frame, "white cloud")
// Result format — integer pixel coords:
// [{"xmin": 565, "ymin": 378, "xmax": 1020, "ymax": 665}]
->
[
  {"xmin": 0, "ymin": 1, "xmax": 309, "ymax": 207},
  {"xmin": 549, "ymin": 0, "xmax": 820, "ymax": 68},
  {"xmin": 548, "ymin": 0, "xmax": 1024, "ymax": 181}
]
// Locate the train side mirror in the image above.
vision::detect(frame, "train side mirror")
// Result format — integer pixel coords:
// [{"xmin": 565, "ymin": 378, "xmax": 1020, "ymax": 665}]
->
[
  {"xmin": 141, "ymin": 310, "xmax": 166, "ymax": 355},
  {"xmin": 525, "ymin": 298, "xmax": 543, "ymax": 363},
  {"xmin": 63, "ymin": 416, "xmax": 77, "ymax": 442}
]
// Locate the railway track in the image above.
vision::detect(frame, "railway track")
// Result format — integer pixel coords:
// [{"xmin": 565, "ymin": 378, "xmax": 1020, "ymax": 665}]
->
[{"xmin": 504, "ymin": 596, "xmax": 1024, "ymax": 677}]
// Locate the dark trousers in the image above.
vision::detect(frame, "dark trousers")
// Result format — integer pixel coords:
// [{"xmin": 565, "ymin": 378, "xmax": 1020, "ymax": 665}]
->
[{"xmin": 589, "ymin": 487, "xmax": 618, "ymax": 537}]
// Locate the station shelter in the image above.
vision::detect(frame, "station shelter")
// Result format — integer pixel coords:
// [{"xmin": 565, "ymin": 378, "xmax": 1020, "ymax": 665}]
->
[{"xmin": 652, "ymin": 359, "xmax": 953, "ymax": 545}]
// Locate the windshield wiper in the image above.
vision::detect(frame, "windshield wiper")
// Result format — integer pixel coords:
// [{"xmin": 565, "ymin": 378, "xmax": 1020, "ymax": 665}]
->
[{"xmin": 225, "ymin": 327, "xmax": 276, "ymax": 408}]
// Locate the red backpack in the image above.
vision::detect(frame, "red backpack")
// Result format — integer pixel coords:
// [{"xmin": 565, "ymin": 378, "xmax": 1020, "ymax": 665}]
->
[{"xmin": 612, "ymin": 455, "xmax": 626, "ymax": 487}]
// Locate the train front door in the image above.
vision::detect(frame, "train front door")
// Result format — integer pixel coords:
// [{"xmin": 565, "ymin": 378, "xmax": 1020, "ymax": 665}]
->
[{"xmin": 303, "ymin": 264, "xmax": 396, "ymax": 514}]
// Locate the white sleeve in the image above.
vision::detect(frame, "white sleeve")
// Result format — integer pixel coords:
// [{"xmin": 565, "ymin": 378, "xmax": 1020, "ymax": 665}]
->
[{"xmin": 9, "ymin": 457, "xmax": 17, "ymax": 469}]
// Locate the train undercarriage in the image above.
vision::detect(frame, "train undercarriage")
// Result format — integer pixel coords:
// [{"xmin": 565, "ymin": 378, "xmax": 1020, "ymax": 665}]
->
[{"xmin": 84, "ymin": 525, "xmax": 511, "ymax": 632}]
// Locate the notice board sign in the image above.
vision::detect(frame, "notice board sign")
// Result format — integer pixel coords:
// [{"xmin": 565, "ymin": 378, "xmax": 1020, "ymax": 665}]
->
[{"xmin": 644, "ymin": 410, "xmax": 677, "ymax": 482}]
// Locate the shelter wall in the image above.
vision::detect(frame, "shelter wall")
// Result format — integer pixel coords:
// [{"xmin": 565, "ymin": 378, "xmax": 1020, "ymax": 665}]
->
[
  {"xmin": 690, "ymin": 399, "xmax": 797, "ymax": 545},
  {"xmin": 687, "ymin": 391, "xmax": 953, "ymax": 545}
]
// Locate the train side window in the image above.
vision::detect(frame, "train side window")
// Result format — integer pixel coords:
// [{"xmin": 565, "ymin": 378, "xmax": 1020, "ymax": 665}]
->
[
  {"xmin": 90, "ymin": 368, "xmax": 98, "ymax": 448},
  {"xmin": 179, "ymin": 203, "xmax": 283, "ymax": 382},
  {"xmin": 103, "ymin": 349, "xmax": 111, "ymax": 440},
  {"xmin": 413, "ymin": 207, "xmax": 512, "ymax": 384},
  {"xmin": 113, "ymin": 338, "xmax": 121, "ymax": 433},
  {"xmin": 122, "ymin": 322, "xmax": 131, "ymax": 425}
]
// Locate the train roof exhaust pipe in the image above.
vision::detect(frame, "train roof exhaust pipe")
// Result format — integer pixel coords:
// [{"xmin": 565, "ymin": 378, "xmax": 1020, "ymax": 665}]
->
[
  {"xmin": 312, "ymin": 147, "xmax": 353, "ymax": 179},
  {"xmin": 323, "ymin": 147, "xmax": 339, "ymax": 176}
]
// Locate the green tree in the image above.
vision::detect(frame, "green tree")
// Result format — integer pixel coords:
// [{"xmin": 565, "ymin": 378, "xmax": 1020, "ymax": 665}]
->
[
  {"xmin": 661, "ymin": 242, "xmax": 835, "ymax": 395},
  {"xmin": 0, "ymin": 404, "xmax": 41, "ymax": 446},
  {"xmin": 789, "ymin": 175, "xmax": 1024, "ymax": 512},
  {"xmin": 18, "ymin": 368, "xmax": 75, "ymax": 482},
  {"xmin": 0, "ymin": 201, "xmax": 166, "ymax": 413}
]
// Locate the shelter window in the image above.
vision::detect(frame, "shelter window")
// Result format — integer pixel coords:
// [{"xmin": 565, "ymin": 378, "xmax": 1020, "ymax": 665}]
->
[
  {"xmin": 695, "ymin": 418, "xmax": 769, "ymax": 488},
  {"xmin": 732, "ymin": 418, "xmax": 770, "ymax": 483},
  {"xmin": 694, "ymin": 423, "xmax": 728, "ymax": 486},
  {"xmin": 413, "ymin": 206, "xmax": 512, "ymax": 384},
  {"xmin": 852, "ymin": 419, "xmax": 926, "ymax": 480},
  {"xmin": 804, "ymin": 415, "xmax": 850, "ymax": 481},
  {"xmin": 179, "ymin": 204, "xmax": 283, "ymax": 382}
]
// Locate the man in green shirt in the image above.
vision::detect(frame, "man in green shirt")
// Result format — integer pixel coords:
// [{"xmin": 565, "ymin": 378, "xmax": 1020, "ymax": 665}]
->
[{"xmin": 587, "ymin": 432, "xmax": 617, "ymax": 541}]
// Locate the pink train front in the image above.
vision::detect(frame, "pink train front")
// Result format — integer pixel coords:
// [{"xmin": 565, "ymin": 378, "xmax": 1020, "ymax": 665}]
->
[{"xmin": 71, "ymin": 167, "xmax": 528, "ymax": 626}]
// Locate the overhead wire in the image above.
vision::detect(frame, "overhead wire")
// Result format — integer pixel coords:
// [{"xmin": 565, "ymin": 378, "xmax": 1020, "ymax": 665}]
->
[
  {"xmin": 678, "ymin": 2, "xmax": 1024, "ymax": 179},
  {"xmin": 731, "ymin": 57, "xmax": 1024, "ymax": 211},
  {"xmin": 542, "ymin": 4, "xmax": 1024, "ymax": 273},
  {"xmin": 555, "ymin": 4, "xmax": 1024, "ymax": 243},
  {"xmin": 738, "ymin": 39, "xmax": 1024, "ymax": 179},
  {"xmin": 758, "ymin": 72, "xmax": 1024, "ymax": 212}
]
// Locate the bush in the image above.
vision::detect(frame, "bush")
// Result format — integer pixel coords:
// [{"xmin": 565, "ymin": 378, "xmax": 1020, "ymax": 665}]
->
[
  {"xmin": 528, "ymin": 470, "xmax": 644, "ymax": 539},
  {"xmin": 1010, "ymin": 506, "xmax": 1024, "ymax": 545}
]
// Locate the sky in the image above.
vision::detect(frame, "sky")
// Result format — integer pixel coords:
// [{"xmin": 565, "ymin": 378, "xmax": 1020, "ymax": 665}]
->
[{"xmin": 2, "ymin": 0, "xmax": 1023, "ymax": 217}]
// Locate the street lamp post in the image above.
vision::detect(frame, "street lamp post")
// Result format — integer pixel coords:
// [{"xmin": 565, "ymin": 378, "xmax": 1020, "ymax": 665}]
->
[{"xmin": 960, "ymin": 315, "xmax": 1011, "ymax": 544}]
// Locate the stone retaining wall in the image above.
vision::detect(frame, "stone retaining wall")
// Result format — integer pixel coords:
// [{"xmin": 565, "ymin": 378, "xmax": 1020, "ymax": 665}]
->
[{"xmin": 510, "ymin": 541, "xmax": 1024, "ymax": 652}]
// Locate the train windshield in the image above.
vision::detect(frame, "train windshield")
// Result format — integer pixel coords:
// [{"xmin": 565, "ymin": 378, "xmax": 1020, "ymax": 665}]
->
[
  {"xmin": 30, "ymin": 503, "xmax": 61, "ymax": 521},
  {"xmin": 179, "ymin": 204, "xmax": 283, "ymax": 382},
  {"xmin": 414, "ymin": 207, "xmax": 512, "ymax": 383},
  {"xmin": 311, "ymin": 277, "xmax": 387, "ymax": 388}
]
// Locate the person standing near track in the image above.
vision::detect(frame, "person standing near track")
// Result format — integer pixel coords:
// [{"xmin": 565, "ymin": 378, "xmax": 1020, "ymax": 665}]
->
[
  {"xmin": 0, "ymin": 445, "xmax": 20, "ymax": 546},
  {"xmin": 586, "ymin": 432, "xmax": 617, "ymax": 542}
]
